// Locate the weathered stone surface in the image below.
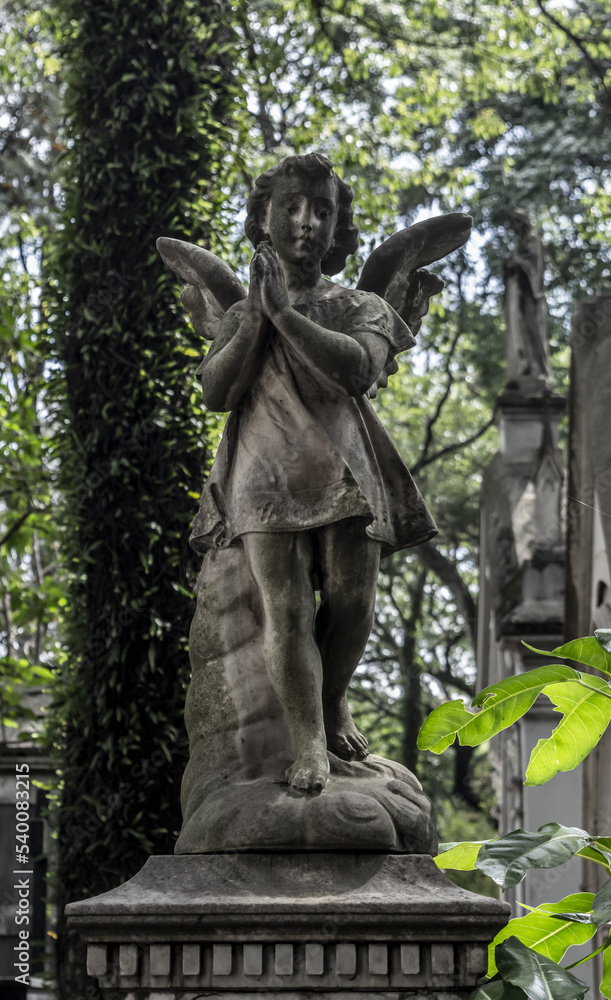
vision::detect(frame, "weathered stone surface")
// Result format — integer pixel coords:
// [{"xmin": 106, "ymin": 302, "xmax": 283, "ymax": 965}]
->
[
  {"xmin": 157, "ymin": 154, "xmax": 471, "ymax": 844},
  {"xmin": 92, "ymin": 992, "xmax": 486, "ymax": 1000},
  {"xmin": 504, "ymin": 209, "xmax": 551, "ymax": 390},
  {"xmin": 572, "ymin": 295, "xmax": 611, "ymax": 577},
  {"xmin": 87, "ymin": 943, "xmax": 108, "ymax": 977},
  {"xmin": 66, "ymin": 853, "xmax": 508, "ymax": 940},
  {"xmin": 178, "ymin": 544, "xmax": 437, "ymax": 855},
  {"xmin": 67, "ymin": 853, "xmax": 509, "ymax": 999}
]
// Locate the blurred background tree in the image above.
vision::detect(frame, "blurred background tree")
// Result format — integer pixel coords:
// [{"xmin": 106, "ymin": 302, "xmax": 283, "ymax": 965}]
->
[{"xmin": 1, "ymin": 1, "xmax": 63, "ymax": 740}]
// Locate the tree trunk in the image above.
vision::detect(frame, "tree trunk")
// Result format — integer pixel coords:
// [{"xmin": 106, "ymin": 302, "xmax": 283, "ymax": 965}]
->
[
  {"xmin": 400, "ymin": 568, "xmax": 427, "ymax": 774},
  {"xmin": 48, "ymin": 1, "xmax": 241, "ymax": 996}
]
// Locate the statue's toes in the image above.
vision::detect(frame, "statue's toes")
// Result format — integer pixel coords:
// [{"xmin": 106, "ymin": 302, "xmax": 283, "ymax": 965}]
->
[
  {"xmin": 285, "ymin": 755, "xmax": 329, "ymax": 793},
  {"xmin": 326, "ymin": 733, "xmax": 355, "ymax": 760},
  {"xmin": 310, "ymin": 772, "xmax": 327, "ymax": 793},
  {"xmin": 351, "ymin": 730, "xmax": 369, "ymax": 757},
  {"xmin": 352, "ymin": 739, "xmax": 369, "ymax": 761},
  {"xmin": 345, "ymin": 734, "xmax": 369, "ymax": 761},
  {"xmin": 328, "ymin": 728, "xmax": 370, "ymax": 761},
  {"xmin": 290, "ymin": 769, "xmax": 310, "ymax": 792}
]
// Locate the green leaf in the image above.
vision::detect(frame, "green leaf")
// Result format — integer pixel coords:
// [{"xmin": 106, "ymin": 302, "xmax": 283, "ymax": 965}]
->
[
  {"xmin": 601, "ymin": 936, "xmax": 611, "ymax": 1000},
  {"xmin": 417, "ymin": 699, "xmax": 475, "ymax": 753},
  {"xmin": 593, "ymin": 879, "xmax": 611, "ymax": 926},
  {"xmin": 30, "ymin": 665, "xmax": 54, "ymax": 681},
  {"xmin": 495, "ymin": 937, "xmax": 588, "ymax": 1000},
  {"xmin": 418, "ymin": 665, "xmax": 577, "ymax": 754},
  {"xmin": 577, "ymin": 844, "xmax": 611, "ymax": 873},
  {"xmin": 595, "ymin": 630, "xmax": 611, "ymax": 655},
  {"xmin": 476, "ymin": 823, "xmax": 591, "ymax": 889},
  {"xmin": 525, "ymin": 677, "xmax": 611, "ymax": 785},
  {"xmin": 524, "ymin": 636, "xmax": 611, "ymax": 677},
  {"xmin": 469, "ymin": 980, "xmax": 527, "ymax": 1000},
  {"xmin": 487, "ymin": 893, "xmax": 596, "ymax": 977},
  {"xmin": 434, "ymin": 840, "xmax": 486, "ymax": 871}
]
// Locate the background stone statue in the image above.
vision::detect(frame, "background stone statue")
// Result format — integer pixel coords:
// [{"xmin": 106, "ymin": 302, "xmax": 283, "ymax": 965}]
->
[
  {"xmin": 504, "ymin": 208, "xmax": 552, "ymax": 389},
  {"xmin": 158, "ymin": 153, "xmax": 471, "ymax": 853}
]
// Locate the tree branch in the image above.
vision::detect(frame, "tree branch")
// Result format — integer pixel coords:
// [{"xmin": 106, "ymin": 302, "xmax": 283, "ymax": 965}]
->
[
  {"xmin": 237, "ymin": 11, "xmax": 279, "ymax": 151},
  {"xmin": 413, "ymin": 541, "xmax": 478, "ymax": 654},
  {"xmin": 413, "ymin": 415, "xmax": 496, "ymax": 473},
  {"xmin": 351, "ymin": 686, "xmax": 402, "ymax": 719},
  {"xmin": 0, "ymin": 509, "xmax": 35, "ymax": 550},
  {"xmin": 431, "ymin": 666, "xmax": 474, "ymax": 699},
  {"xmin": 412, "ymin": 327, "xmax": 461, "ymax": 474},
  {"xmin": 536, "ymin": 0, "xmax": 611, "ymax": 107}
]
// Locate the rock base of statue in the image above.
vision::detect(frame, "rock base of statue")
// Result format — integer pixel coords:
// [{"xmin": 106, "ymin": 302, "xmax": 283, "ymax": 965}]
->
[
  {"xmin": 177, "ymin": 750, "xmax": 437, "ymax": 854},
  {"xmin": 67, "ymin": 853, "xmax": 509, "ymax": 999},
  {"xmin": 179, "ymin": 547, "xmax": 438, "ymax": 854}
]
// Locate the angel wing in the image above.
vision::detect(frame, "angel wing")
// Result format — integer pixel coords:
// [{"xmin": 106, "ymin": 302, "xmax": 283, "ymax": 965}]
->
[
  {"xmin": 356, "ymin": 213, "xmax": 472, "ymax": 397},
  {"xmin": 156, "ymin": 237, "xmax": 246, "ymax": 341}
]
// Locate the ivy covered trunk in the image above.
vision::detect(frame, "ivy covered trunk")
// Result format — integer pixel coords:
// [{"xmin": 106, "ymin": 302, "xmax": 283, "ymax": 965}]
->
[{"xmin": 46, "ymin": 1, "xmax": 240, "ymax": 995}]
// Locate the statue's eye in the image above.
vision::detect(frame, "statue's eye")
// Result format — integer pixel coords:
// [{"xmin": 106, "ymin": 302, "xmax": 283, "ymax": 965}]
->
[{"xmin": 287, "ymin": 205, "xmax": 298, "ymax": 214}]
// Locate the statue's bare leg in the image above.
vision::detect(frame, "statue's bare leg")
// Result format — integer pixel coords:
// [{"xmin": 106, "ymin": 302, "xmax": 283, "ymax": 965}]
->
[
  {"xmin": 242, "ymin": 531, "xmax": 330, "ymax": 793},
  {"xmin": 315, "ymin": 523, "xmax": 380, "ymax": 761}
]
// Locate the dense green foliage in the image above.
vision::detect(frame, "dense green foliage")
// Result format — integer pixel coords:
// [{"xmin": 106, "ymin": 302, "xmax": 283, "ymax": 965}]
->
[
  {"xmin": 426, "ymin": 634, "xmax": 611, "ymax": 999},
  {"xmin": 42, "ymin": 0, "xmax": 243, "ymax": 992},
  {"xmin": 0, "ymin": 4, "xmax": 63, "ymax": 740},
  {"xmin": 0, "ymin": 240, "xmax": 58, "ymax": 739}
]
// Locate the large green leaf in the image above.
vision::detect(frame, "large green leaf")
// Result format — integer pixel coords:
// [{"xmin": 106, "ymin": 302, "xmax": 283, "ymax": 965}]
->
[
  {"xmin": 476, "ymin": 824, "xmax": 591, "ymax": 889},
  {"xmin": 469, "ymin": 980, "xmax": 527, "ymax": 1000},
  {"xmin": 525, "ymin": 677, "xmax": 611, "ymax": 785},
  {"xmin": 524, "ymin": 635, "xmax": 611, "ymax": 677},
  {"xmin": 495, "ymin": 937, "xmax": 588, "ymax": 1000},
  {"xmin": 418, "ymin": 665, "xmax": 578, "ymax": 754},
  {"xmin": 486, "ymin": 894, "xmax": 596, "ymax": 977},
  {"xmin": 434, "ymin": 840, "xmax": 486, "ymax": 871}
]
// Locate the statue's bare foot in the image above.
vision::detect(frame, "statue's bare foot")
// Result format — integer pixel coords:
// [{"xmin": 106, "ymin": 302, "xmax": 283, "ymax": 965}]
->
[
  {"xmin": 324, "ymin": 698, "xmax": 369, "ymax": 761},
  {"xmin": 285, "ymin": 745, "xmax": 330, "ymax": 793}
]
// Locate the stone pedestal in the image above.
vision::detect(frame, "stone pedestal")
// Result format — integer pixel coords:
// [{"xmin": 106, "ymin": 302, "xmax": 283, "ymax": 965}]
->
[{"xmin": 66, "ymin": 853, "xmax": 509, "ymax": 999}]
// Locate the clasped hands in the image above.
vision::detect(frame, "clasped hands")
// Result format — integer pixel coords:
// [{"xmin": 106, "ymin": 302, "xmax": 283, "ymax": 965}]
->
[{"xmin": 249, "ymin": 243, "xmax": 291, "ymax": 322}]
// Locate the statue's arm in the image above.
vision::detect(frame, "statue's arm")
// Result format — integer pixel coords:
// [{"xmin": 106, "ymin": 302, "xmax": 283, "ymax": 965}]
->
[
  {"xmin": 272, "ymin": 307, "xmax": 388, "ymax": 397},
  {"xmin": 200, "ymin": 302, "xmax": 268, "ymax": 412}
]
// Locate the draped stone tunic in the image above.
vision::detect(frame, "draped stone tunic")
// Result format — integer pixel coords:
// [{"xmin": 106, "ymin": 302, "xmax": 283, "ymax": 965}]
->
[{"xmin": 190, "ymin": 286, "xmax": 437, "ymax": 557}]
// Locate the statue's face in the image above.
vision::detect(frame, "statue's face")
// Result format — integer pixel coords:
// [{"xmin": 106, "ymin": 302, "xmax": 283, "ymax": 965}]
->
[
  {"xmin": 508, "ymin": 212, "xmax": 530, "ymax": 237},
  {"xmin": 263, "ymin": 170, "xmax": 338, "ymax": 267}
]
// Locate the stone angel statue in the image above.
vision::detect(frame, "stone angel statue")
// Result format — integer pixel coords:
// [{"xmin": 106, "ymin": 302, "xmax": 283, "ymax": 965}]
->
[
  {"xmin": 157, "ymin": 153, "xmax": 471, "ymax": 854},
  {"xmin": 504, "ymin": 208, "xmax": 551, "ymax": 389}
]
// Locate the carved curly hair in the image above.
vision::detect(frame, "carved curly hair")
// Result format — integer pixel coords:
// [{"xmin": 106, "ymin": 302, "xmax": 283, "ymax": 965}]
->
[{"xmin": 244, "ymin": 153, "xmax": 359, "ymax": 276}]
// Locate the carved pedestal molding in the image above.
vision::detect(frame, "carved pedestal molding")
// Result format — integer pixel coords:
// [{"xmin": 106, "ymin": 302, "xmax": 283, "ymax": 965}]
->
[{"xmin": 67, "ymin": 853, "xmax": 509, "ymax": 1000}]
